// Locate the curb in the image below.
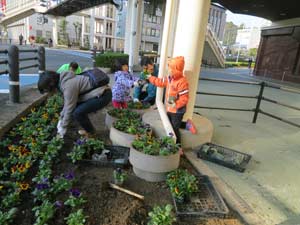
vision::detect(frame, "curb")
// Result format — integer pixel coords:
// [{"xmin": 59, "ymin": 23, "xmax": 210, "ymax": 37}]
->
[
  {"xmin": 185, "ymin": 151, "xmax": 264, "ymax": 225},
  {"xmin": 0, "ymin": 86, "xmax": 49, "ymax": 139}
]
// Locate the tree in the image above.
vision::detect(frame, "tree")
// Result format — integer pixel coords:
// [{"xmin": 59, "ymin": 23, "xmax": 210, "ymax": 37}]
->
[
  {"xmin": 73, "ymin": 22, "xmax": 82, "ymax": 45},
  {"xmin": 58, "ymin": 18, "xmax": 68, "ymax": 45},
  {"xmin": 223, "ymin": 22, "xmax": 238, "ymax": 46},
  {"xmin": 249, "ymin": 48, "xmax": 258, "ymax": 58}
]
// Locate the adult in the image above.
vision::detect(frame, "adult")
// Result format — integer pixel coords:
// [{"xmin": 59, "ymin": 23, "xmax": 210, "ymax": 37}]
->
[
  {"xmin": 38, "ymin": 68, "xmax": 112, "ymax": 138},
  {"xmin": 248, "ymin": 57, "xmax": 253, "ymax": 69},
  {"xmin": 48, "ymin": 38, "xmax": 53, "ymax": 48},
  {"xmin": 57, "ymin": 62, "xmax": 82, "ymax": 75},
  {"xmin": 19, "ymin": 34, "xmax": 23, "ymax": 45}
]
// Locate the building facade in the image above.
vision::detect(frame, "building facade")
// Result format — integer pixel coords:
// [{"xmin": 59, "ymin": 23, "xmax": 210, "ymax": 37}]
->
[
  {"xmin": 235, "ymin": 27, "xmax": 261, "ymax": 50},
  {"xmin": 5, "ymin": 2, "xmax": 122, "ymax": 51},
  {"xmin": 254, "ymin": 18, "xmax": 300, "ymax": 83},
  {"xmin": 208, "ymin": 3, "xmax": 226, "ymax": 41}
]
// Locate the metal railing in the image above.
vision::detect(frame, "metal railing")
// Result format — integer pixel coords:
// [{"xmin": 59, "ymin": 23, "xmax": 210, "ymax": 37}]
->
[
  {"xmin": 195, "ymin": 78, "xmax": 300, "ymax": 129},
  {"xmin": 0, "ymin": 45, "xmax": 45, "ymax": 103}
]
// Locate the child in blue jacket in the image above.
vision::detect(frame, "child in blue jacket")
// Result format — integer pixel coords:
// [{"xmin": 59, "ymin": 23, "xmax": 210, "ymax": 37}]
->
[
  {"xmin": 112, "ymin": 58, "xmax": 139, "ymax": 108},
  {"xmin": 133, "ymin": 58, "xmax": 158, "ymax": 105}
]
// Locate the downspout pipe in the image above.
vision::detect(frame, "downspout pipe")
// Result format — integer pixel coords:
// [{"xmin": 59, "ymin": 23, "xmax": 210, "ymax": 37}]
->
[{"xmin": 156, "ymin": 0, "xmax": 176, "ymax": 142}]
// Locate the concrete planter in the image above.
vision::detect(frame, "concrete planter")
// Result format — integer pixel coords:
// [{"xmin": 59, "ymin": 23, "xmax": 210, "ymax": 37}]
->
[
  {"xmin": 105, "ymin": 112, "xmax": 117, "ymax": 130},
  {"xmin": 97, "ymin": 67, "xmax": 111, "ymax": 74},
  {"xmin": 129, "ymin": 147, "xmax": 180, "ymax": 182},
  {"xmin": 130, "ymin": 108, "xmax": 151, "ymax": 116},
  {"xmin": 109, "ymin": 125, "xmax": 136, "ymax": 148}
]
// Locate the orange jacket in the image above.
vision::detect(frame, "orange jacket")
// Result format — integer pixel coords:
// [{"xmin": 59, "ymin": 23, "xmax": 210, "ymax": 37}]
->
[{"xmin": 149, "ymin": 56, "xmax": 189, "ymax": 113}]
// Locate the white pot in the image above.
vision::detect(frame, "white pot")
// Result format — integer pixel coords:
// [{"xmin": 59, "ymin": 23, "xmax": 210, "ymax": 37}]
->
[
  {"xmin": 109, "ymin": 125, "xmax": 136, "ymax": 148},
  {"xmin": 105, "ymin": 112, "xmax": 117, "ymax": 130},
  {"xmin": 129, "ymin": 147, "xmax": 180, "ymax": 182}
]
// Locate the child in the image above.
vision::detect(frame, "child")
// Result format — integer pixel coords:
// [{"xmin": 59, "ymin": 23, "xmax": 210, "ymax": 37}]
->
[
  {"xmin": 133, "ymin": 58, "xmax": 158, "ymax": 105},
  {"xmin": 112, "ymin": 58, "xmax": 140, "ymax": 109},
  {"xmin": 147, "ymin": 56, "xmax": 189, "ymax": 146}
]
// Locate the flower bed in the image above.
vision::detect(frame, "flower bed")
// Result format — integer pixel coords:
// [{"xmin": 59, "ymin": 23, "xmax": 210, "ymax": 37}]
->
[
  {"xmin": 105, "ymin": 109, "xmax": 140, "ymax": 129},
  {"xmin": 0, "ymin": 94, "xmax": 240, "ymax": 225}
]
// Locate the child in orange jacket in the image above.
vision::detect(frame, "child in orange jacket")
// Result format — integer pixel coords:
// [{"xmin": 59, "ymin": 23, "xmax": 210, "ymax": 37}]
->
[{"xmin": 147, "ymin": 56, "xmax": 189, "ymax": 145}]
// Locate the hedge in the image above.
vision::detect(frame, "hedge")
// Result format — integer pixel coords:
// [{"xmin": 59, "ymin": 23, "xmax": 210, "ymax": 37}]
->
[
  {"xmin": 95, "ymin": 52, "xmax": 129, "ymax": 72},
  {"xmin": 225, "ymin": 62, "xmax": 255, "ymax": 68}
]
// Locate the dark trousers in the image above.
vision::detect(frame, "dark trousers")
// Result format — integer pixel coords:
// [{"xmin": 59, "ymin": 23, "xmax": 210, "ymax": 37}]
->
[
  {"xmin": 73, "ymin": 89, "xmax": 112, "ymax": 133},
  {"xmin": 167, "ymin": 112, "xmax": 184, "ymax": 145}
]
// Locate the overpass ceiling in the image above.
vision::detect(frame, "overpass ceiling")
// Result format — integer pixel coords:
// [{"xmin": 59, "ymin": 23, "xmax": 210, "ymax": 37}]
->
[
  {"xmin": 212, "ymin": 0, "xmax": 299, "ymax": 21},
  {"xmin": 45, "ymin": 0, "xmax": 120, "ymax": 17}
]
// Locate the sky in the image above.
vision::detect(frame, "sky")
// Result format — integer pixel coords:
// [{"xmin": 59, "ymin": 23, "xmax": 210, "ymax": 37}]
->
[{"xmin": 226, "ymin": 10, "xmax": 271, "ymax": 28}]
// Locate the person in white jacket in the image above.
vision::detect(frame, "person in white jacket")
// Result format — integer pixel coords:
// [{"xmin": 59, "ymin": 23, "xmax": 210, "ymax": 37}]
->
[{"xmin": 38, "ymin": 69, "xmax": 111, "ymax": 138}]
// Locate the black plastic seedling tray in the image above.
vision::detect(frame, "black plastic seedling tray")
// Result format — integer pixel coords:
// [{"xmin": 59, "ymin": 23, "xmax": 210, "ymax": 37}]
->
[
  {"xmin": 79, "ymin": 145, "xmax": 130, "ymax": 168},
  {"xmin": 196, "ymin": 143, "xmax": 252, "ymax": 172},
  {"xmin": 173, "ymin": 175, "xmax": 229, "ymax": 218}
]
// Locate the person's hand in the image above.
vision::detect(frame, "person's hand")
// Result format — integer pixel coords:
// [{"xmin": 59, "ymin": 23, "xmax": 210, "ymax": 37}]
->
[
  {"xmin": 133, "ymin": 98, "xmax": 139, "ymax": 103},
  {"xmin": 133, "ymin": 81, "xmax": 140, "ymax": 87},
  {"xmin": 168, "ymin": 100, "xmax": 176, "ymax": 108},
  {"xmin": 57, "ymin": 120, "xmax": 66, "ymax": 138},
  {"xmin": 145, "ymin": 74, "xmax": 152, "ymax": 79}
]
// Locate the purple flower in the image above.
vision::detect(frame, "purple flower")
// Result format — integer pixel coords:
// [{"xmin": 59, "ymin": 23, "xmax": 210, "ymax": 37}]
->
[
  {"xmin": 55, "ymin": 200, "xmax": 63, "ymax": 208},
  {"xmin": 64, "ymin": 171, "xmax": 75, "ymax": 180},
  {"xmin": 36, "ymin": 183, "xmax": 49, "ymax": 190},
  {"xmin": 75, "ymin": 138, "xmax": 86, "ymax": 145},
  {"xmin": 168, "ymin": 132, "xmax": 174, "ymax": 137},
  {"xmin": 69, "ymin": 188, "xmax": 81, "ymax": 197}
]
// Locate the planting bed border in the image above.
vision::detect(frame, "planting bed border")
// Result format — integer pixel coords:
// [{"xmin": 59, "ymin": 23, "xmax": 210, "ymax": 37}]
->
[
  {"xmin": 173, "ymin": 175, "xmax": 229, "ymax": 218},
  {"xmin": 196, "ymin": 143, "xmax": 252, "ymax": 172},
  {"xmin": 78, "ymin": 145, "xmax": 130, "ymax": 168}
]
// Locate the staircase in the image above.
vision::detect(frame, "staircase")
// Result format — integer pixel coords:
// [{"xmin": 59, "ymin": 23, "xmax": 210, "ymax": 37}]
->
[{"xmin": 203, "ymin": 24, "xmax": 226, "ymax": 68}]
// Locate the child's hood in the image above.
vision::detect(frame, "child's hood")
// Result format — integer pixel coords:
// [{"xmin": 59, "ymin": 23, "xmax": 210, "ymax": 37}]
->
[{"xmin": 168, "ymin": 56, "xmax": 185, "ymax": 79}]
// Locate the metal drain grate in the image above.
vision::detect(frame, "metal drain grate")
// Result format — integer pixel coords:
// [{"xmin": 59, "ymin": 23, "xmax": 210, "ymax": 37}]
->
[{"xmin": 173, "ymin": 176, "xmax": 229, "ymax": 218}]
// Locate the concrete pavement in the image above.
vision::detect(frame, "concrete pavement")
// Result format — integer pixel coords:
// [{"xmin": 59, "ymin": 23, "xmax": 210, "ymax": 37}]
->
[{"xmin": 195, "ymin": 68, "xmax": 300, "ymax": 225}]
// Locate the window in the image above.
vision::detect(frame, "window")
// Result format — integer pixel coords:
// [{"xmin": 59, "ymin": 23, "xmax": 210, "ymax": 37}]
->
[
  {"xmin": 157, "ymin": 17, "xmax": 161, "ymax": 24},
  {"xmin": 144, "ymin": 14, "xmax": 148, "ymax": 22},
  {"xmin": 46, "ymin": 31, "xmax": 52, "ymax": 39},
  {"xmin": 146, "ymin": 28, "xmax": 151, "ymax": 36},
  {"xmin": 151, "ymin": 29, "xmax": 155, "ymax": 36},
  {"xmin": 155, "ymin": 29, "xmax": 160, "ymax": 37},
  {"xmin": 152, "ymin": 16, "xmax": 157, "ymax": 23},
  {"xmin": 36, "ymin": 30, "xmax": 42, "ymax": 37}
]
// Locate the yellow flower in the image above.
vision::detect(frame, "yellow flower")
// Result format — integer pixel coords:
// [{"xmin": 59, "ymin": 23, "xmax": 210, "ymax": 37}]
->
[
  {"xmin": 21, "ymin": 117, "xmax": 27, "ymax": 121},
  {"xmin": 37, "ymin": 127, "xmax": 42, "ymax": 131},
  {"xmin": 0, "ymin": 185, "xmax": 3, "ymax": 190},
  {"xmin": 42, "ymin": 113, "xmax": 49, "ymax": 120},
  {"xmin": 31, "ymin": 108, "xmax": 36, "ymax": 113},
  {"xmin": 11, "ymin": 166, "xmax": 17, "ymax": 174},
  {"xmin": 25, "ymin": 162, "xmax": 31, "ymax": 169},
  {"xmin": 8, "ymin": 145, "xmax": 17, "ymax": 152},
  {"xmin": 175, "ymin": 187, "xmax": 179, "ymax": 194},
  {"xmin": 17, "ymin": 164, "xmax": 26, "ymax": 173},
  {"xmin": 18, "ymin": 182, "xmax": 29, "ymax": 191}
]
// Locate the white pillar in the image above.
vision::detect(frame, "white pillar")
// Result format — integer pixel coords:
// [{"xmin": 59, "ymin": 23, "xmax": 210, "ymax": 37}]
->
[
  {"xmin": 124, "ymin": 0, "xmax": 133, "ymax": 54},
  {"xmin": 81, "ymin": 16, "xmax": 85, "ymax": 47},
  {"xmin": 90, "ymin": 8, "xmax": 95, "ymax": 49},
  {"xmin": 172, "ymin": 0, "xmax": 211, "ymax": 120},
  {"xmin": 128, "ymin": 0, "xmax": 139, "ymax": 72},
  {"xmin": 113, "ymin": 38, "xmax": 117, "ymax": 52},
  {"xmin": 133, "ymin": 0, "xmax": 143, "ymax": 65},
  {"xmin": 52, "ymin": 17, "xmax": 58, "ymax": 47}
]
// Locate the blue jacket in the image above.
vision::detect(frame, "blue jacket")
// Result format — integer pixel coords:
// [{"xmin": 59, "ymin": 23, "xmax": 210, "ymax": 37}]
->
[{"xmin": 112, "ymin": 71, "xmax": 138, "ymax": 102}]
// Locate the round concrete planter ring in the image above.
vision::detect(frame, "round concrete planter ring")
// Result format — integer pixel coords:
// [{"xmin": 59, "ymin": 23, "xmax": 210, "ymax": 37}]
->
[
  {"xmin": 109, "ymin": 126, "xmax": 136, "ymax": 148},
  {"xmin": 129, "ymin": 147, "xmax": 180, "ymax": 182},
  {"xmin": 105, "ymin": 112, "xmax": 117, "ymax": 130}
]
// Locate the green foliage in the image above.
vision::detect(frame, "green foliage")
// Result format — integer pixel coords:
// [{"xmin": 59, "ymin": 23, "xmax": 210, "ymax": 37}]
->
[
  {"xmin": 33, "ymin": 200, "xmax": 55, "ymax": 225},
  {"xmin": 113, "ymin": 168, "xmax": 127, "ymax": 184},
  {"xmin": 108, "ymin": 108, "xmax": 140, "ymax": 120},
  {"xmin": 113, "ymin": 118, "xmax": 151, "ymax": 135},
  {"xmin": 0, "ymin": 208, "xmax": 17, "ymax": 225},
  {"xmin": 35, "ymin": 36, "xmax": 46, "ymax": 44},
  {"xmin": 166, "ymin": 169, "xmax": 198, "ymax": 202},
  {"xmin": 95, "ymin": 52, "xmax": 129, "ymax": 72},
  {"xmin": 64, "ymin": 195, "xmax": 87, "ymax": 208},
  {"xmin": 65, "ymin": 209, "xmax": 88, "ymax": 225},
  {"xmin": 132, "ymin": 135, "xmax": 179, "ymax": 156},
  {"xmin": 67, "ymin": 138, "xmax": 104, "ymax": 163},
  {"xmin": 225, "ymin": 61, "xmax": 254, "ymax": 68},
  {"xmin": 128, "ymin": 101, "xmax": 150, "ymax": 109},
  {"xmin": 148, "ymin": 204, "xmax": 176, "ymax": 225},
  {"xmin": 249, "ymin": 48, "xmax": 258, "ymax": 57}
]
